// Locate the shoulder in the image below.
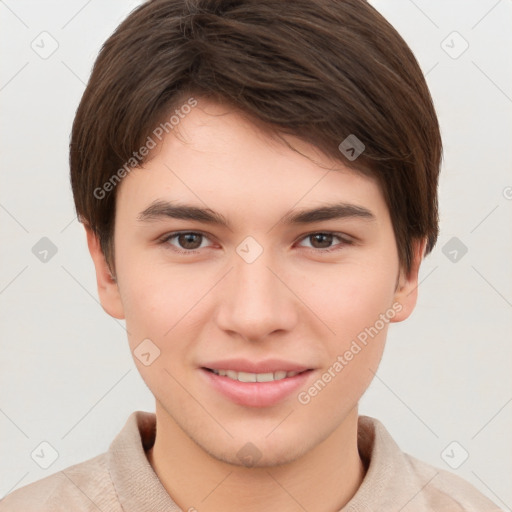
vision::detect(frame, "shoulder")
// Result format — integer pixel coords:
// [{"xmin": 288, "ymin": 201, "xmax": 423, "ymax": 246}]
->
[
  {"xmin": 0, "ymin": 452, "xmax": 122, "ymax": 512},
  {"xmin": 355, "ymin": 416, "xmax": 503, "ymax": 511},
  {"xmin": 403, "ymin": 453, "xmax": 503, "ymax": 511}
]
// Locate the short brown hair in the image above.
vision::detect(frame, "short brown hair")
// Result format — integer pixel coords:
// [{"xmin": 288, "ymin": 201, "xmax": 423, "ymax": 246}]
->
[{"xmin": 70, "ymin": 0, "xmax": 442, "ymax": 276}]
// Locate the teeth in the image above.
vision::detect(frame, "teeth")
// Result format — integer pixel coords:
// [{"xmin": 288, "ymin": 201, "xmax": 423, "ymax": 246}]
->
[
  {"xmin": 256, "ymin": 372, "xmax": 274, "ymax": 382},
  {"xmin": 238, "ymin": 371, "xmax": 257, "ymax": 383},
  {"xmin": 211, "ymin": 369, "xmax": 301, "ymax": 382}
]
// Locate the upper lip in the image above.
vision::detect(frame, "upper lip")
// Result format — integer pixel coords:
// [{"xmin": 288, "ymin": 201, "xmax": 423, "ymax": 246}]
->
[{"xmin": 201, "ymin": 358, "xmax": 312, "ymax": 374}]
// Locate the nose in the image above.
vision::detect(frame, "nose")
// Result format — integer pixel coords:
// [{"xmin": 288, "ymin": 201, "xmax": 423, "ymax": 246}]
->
[{"xmin": 214, "ymin": 249, "xmax": 299, "ymax": 342}]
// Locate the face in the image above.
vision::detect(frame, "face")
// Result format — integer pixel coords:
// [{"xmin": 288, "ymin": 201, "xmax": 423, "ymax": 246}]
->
[{"xmin": 87, "ymin": 98, "xmax": 423, "ymax": 467}]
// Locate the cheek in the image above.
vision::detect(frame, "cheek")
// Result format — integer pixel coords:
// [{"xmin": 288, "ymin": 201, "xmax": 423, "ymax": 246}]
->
[
  {"xmin": 118, "ymin": 271, "xmax": 200, "ymax": 395},
  {"xmin": 295, "ymin": 267, "xmax": 394, "ymax": 413},
  {"xmin": 117, "ymin": 262, "xmax": 192, "ymax": 348},
  {"xmin": 292, "ymin": 257, "xmax": 398, "ymax": 341},
  {"xmin": 117, "ymin": 259, "xmax": 222, "ymax": 366}
]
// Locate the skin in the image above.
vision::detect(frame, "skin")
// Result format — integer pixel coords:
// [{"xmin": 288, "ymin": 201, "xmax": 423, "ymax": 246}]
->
[{"xmin": 86, "ymin": 98, "xmax": 425, "ymax": 512}]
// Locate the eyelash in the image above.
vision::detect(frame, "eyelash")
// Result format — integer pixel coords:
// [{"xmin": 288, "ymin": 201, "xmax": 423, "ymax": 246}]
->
[{"xmin": 159, "ymin": 231, "xmax": 353, "ymax": 255}]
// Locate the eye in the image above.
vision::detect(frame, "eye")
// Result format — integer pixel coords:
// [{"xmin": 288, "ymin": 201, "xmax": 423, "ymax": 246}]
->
[
  {"xmin": 160, "ymin": 231, "xmax": 213, "ymax": 253},
  {"xmin": 159, "ymin": 230, "xmax": 353, "ymax": 255},
  {"xmin": 297, "ymin": 232, "xmax": 352, "ymax": 252}
]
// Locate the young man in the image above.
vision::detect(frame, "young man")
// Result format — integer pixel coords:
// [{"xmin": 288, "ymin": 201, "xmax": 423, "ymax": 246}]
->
[{"xmin": 0, "ymin": 0, "xmax": 502, "ymax": 510}]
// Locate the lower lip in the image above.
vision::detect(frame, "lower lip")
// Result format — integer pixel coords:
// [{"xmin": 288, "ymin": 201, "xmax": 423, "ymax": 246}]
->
[{"xmin": 200, "ymin": 368, "xmax": 313, "ymax": 408}]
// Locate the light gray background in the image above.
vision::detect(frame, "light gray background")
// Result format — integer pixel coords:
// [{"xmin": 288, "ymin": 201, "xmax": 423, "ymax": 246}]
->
[{"xmin": 1, "ymin": 0, "xmax": 511, "ymax": 508}]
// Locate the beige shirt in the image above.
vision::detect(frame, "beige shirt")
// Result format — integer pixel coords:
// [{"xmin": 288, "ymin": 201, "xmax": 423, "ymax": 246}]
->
[{"xmin": 0, "ymin": 411, "xmax": 502, "ymax": 511}]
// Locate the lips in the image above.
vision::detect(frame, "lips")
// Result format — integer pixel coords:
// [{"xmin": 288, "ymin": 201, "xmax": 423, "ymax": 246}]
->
[{"xmin": 200, "ymin": 358, "xmax": 315, "ymax": 407}]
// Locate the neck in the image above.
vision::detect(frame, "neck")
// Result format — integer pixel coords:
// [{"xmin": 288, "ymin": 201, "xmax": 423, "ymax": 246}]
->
[{"xmin": 147, "ymin": 403, "xmax": 365, "ymax": 512}]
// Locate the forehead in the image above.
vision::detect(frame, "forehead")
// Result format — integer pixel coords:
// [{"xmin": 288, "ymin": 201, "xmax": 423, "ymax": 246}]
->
[{"xmin": 115, "ymin": 98, "xmax": 389, "ymax": 228}]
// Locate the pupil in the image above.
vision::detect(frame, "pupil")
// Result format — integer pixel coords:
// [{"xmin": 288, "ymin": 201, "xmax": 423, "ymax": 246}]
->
[
  {"xmin": 180, "ymin": 233, "xmax": 201, "ymax": 249},
  {"xmin": 312, "ymin": 233, "xmax": 332, "ymax": 248}
]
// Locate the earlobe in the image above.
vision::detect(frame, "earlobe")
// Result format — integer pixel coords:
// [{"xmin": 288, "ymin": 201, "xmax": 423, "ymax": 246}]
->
[
  {"xmin": 390, "ymin": 238, "xmax": 427, "ymax": 323},
  {"xmin": 85, "ymin": 225, "xmax": 125, "ymax": 320}
]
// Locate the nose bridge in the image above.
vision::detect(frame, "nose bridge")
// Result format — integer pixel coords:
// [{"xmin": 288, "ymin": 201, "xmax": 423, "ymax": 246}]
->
[{"xmin": 215, "ymin": 241, "xmax": 297, "ymax": 340}]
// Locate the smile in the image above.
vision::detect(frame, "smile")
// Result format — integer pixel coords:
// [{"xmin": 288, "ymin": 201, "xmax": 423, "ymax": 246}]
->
[
  {"xmin": 201, "ymin": 367, "xmax": 314, "ymax": 407},
  {"xmin": 207, "ymin": 368, "xmax": 303, "ymax": 382}
]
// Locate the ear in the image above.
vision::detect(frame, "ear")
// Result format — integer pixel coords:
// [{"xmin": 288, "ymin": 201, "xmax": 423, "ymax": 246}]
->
[
  {"xmin": 85, "ymin": 225, "xmax": 125, "ymax": 320},
  {"xmin": 390, "ymin": 237, "xmax": 428, "ymax": 323}
]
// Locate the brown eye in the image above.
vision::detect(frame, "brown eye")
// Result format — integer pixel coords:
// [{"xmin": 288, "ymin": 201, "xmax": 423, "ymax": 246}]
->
[
  {"xmin": 162, "ymin": 231, "xmax": 211, "ymax": 253},
  {"xmin": 297, "ymin": 232, "xmax": 351, "ymax": 253},
  {"xmin": 309, "ymin": 233, "xmax": 334, "ymax": 249},
  {"xmin": 177, "ymin": 233, "xmax": 203, "ymax": 250}
]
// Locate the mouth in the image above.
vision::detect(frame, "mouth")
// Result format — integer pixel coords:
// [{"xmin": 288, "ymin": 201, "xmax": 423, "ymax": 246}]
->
[
  {"xmin": 200, "ymin": 366, "xmax": 314, "ymax": 408},
  {"xmin": 202, "ymin": 367, "xmax": 308, "ymax": 382}
]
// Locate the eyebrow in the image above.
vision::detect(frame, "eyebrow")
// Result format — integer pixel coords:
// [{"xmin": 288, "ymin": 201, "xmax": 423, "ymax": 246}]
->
[{"xmin": 137, "ymin": 199, "xmax": 376, "ymax": 228}]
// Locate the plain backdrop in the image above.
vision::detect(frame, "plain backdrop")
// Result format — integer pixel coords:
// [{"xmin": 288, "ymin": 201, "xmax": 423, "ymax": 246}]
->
[{"xmin": 1, "ymin": 0, "xmax": 511, "ymax": 508}]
